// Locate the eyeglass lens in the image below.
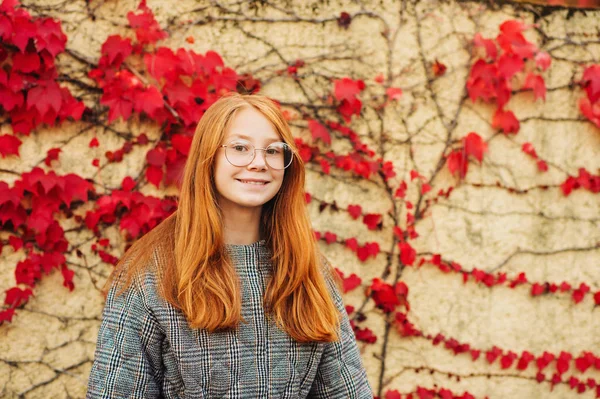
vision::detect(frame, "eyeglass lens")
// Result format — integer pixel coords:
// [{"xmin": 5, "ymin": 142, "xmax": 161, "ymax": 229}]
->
[{"xmin": 224, "ymin": 139, "xmax": 293, "ymax": 169}]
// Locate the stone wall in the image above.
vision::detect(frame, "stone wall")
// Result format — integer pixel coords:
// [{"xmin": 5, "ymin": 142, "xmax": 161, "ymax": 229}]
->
[{"xmin": 1, "ymin": 0, "xmax": 599, "ymax": 397}]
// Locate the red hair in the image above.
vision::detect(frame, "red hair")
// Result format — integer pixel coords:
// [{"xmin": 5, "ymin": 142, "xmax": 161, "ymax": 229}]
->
[{"xmin": 107, "ymin": 93, "xmax": 340, "ymax": 342}]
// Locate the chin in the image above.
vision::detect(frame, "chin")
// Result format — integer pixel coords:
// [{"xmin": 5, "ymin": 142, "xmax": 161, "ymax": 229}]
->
[{"xmin": 229, "ymin": 196, "xmax": 274, "ymax": 209}]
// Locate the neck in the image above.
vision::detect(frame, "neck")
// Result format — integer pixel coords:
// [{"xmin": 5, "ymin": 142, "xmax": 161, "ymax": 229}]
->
[{"xmin": 220, "ymin": 204, "xmax": 262, "ymax": 245}]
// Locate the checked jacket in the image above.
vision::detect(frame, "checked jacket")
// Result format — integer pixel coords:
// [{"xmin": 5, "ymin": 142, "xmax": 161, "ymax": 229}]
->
[{"xmin": 87, "ymin": 240, "xmax": 373, "ymax": 398}]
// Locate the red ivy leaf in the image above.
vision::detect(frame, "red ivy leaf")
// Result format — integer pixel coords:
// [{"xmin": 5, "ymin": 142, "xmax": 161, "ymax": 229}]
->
[
  {"xmin": 497, "ymin": 20, "xmax": 537, "ymax": 59},
  {"xmin": 334, "ymin": 77, "xmax": 365, "ymax": 102},
  {"xmin": 354, "ymin": 326, "xmax": 377, "ymax": 343},
  {"xmin": 370, "ymin": 278, "xmax": 400, "ymax": 313},
  {"xmin": 522, "ymin": 142, "xmax": 538, "ymax": 158},
  {"xmin": 136, "ymin": 86, "xmax": 164, "ymax": 117},
  {"xmin": 11, "ymin": 15, "xmax": 37, "ymax": 53},
  {"xmin": 473, "ymin": 33, "xmax": 497, "ymax": 60},
  {"xmin": 0, "ymin": 308, "xmax": 15, "ymax": 323},
  {"xmin": 319, "ymin": 159, "xmax": 330, "ymax": 174},
  {"xmin": 561, "ymin": 176, "xmax": 577, "ymax": 196},
  {"xmin": 0, "ymin": 134, "xmax": 22, "ymax": 158},
  {"xmin": 308, "ymin": 120, "xmax": 331, "ymax": 145},
  {"xmin": 61, "ymin": 265, "xmax": 75, "ymax": 291},
  {"xmin": 399, "ymin": 242, "xmax": 416, "ymax": 265},
  {"xmin": 386, "ymin": 87, "xmax": 402, "ymax": 101},
  {"xmin": 337, "ymin": 98, "xmax": 362, "ymax": 122},
  {"xmin": 44, "ymin": 147, "xmax": 61, "ymax": 166},
  {"xmin": 384, "ymin": 390, "xmax": 401, "ymax": 399},
  {"xmin": 432, "ymin": 59, "xmax": 447, "ymax": 76},
  {"xmin": 356, "ymin": 242, "xmax": 379, "ymax": 261},
  {"xmin": 122, "ymin": 176, "xmax": 136, "ymax": 191},
  {"xmin": 347, "ymin": 204, "xmax": 362, "ymax": 219},
  {"xmin": 486, "ymin": 346, "xmax": 502, "ymax": 364},
  {"xmin": 12, "ymin": 52, "xmax": 40, "ymax": 73},
  {"xmin": 523, "ymin": 73, "xmax": 546, "ymax": 101},
  {"xmin": 394, "ymin": 180, "xmax": 407, "ymax": 198},
  {"xmin": 9, "ymin": 235, "xmax": 23, "ymax": 251},
  {"xmin": 531, "ymin": 283, "xmax": 546, "ymax": 296},
  {"xmin": 146, "ymin": 165, "xmax": 163, "ymax": 188},
  {"xmin": 579, "ymin": 97, "xmax": 600, "ymax": 129},
  {"xmin": 336, "ymin": 11, "xmax": 352, "ymax": 29},
  {"xmin": 535, "ymin": 352, "xmax": 554, "ymax": 371},
  {"xmin": 137, "ymin": 133, "xmax": 149, "ymax": 145},
  {"xmin": 395, "ymin": 312, "xmax": 419, "ymax": 337},
  {"xmin": 575, "ymin": 352, "xmax": 595, "ymax": 373},
  {"xmin": 127, "ymin": 1, "xmax": 168, "ymax": 45},
  {"xmin": 594, "ymin": 291, "xmax": 600, "ymax": 306},
  {"xmin": 341, "ymin": 272, "xmax": 361, "ymax": 293},
  {"xmin": 171, "ymin": 134, "xmax": 193, "ymax": 156},
  {"xmin": 345, "ymin": 237, "xmax": 359, "ymax": 252},
  {"xmin": 535, "ymin": 51, "xmax": 551, "ymax": 71},
  {"xmin": 581, "ymin": 64, "xmax": 600, "ymax": 103},
  {"xmin": 492, "ymin": 108, "xmax": 520, "ymax": 134},
  {"xmin": 556, "ymin": 352, "xmax": 572, "ymax": 375},
  {"xmin": 324, "ymin": 231, "xmax": 337, "ymax": 244},
  {"xmin": 517, "ymin": 351, "xmax": 535, "ymax": 370},
  {"xmin": 27, "ymin": 80, "xmax": 62, "ymax": 118},
  {"xmin": 35, "ymin": 17, "xmax": 67, "ymax": 57},
  {"xmin": 362, "ymin": 213, "xmax": 382, "ymax": 230},
  {"xmin": 467, "ymin": 59, "xmax": 512, "ymax": 108},
  {"xmin": 463, "ymin": 132, "xmax": 487, "ymax": 162},
  {"xmin": 498, "ymin": 53, "xmax": 524, "ymax": 79},
  {"xmin": 4, "ymin": 287, "xmax": 33, "ymax": 307},
  {"xmin": 146, "ymin": 148, "xmax": 166, "ymax": 167},
  {"xmin": 101, "ymin": 35, "xmax": 133, "ymax": 67},
  {"xmin": 447, "ymin": 150, "xmax": 468, "ymax": 178},
  {"xmin": 501, "ymin": 351, "xmax": 518, "ymax": 369},
  {"xmin": 573, "ymin": 283, "xmax": 590, "ymax": 304}
]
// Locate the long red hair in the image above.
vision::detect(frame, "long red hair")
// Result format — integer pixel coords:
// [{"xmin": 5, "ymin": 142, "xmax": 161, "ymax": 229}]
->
[{"xmin": 106, "ymin": 93, "xmax": 340, "ymax": 342}]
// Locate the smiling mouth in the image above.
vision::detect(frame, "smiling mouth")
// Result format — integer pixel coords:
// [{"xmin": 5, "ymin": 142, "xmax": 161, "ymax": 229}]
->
[{"xmin": 236, "ymin": 179, "xmax": 269, "ymax": 185}]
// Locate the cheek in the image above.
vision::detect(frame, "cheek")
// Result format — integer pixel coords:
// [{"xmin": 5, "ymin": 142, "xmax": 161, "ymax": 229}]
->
[
  {"xmin": 272, "ymin": 172, "xmax": 285, "ymax": 192},
  {"xmin": 214, "ymin": 155, "xmax": 231, "ymax": 178},
  {"xmin": 213, "ymin": 157, "xmax": 232, "ymax": 193}
]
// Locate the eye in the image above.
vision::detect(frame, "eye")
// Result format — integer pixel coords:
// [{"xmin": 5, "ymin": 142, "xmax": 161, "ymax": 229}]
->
[
  {"xmin": 231, "ymin": 143, "xmax": 250, "ymax": 152},
  {"xmin": 266, "ymin": 143, "xmax": 286, "ymax": 155}
]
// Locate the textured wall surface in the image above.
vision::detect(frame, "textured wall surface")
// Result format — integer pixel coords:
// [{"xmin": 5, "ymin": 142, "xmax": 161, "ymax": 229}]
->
[{"xmin": 1, "ymin": 0, "xmax": 600, "ymax": 398}]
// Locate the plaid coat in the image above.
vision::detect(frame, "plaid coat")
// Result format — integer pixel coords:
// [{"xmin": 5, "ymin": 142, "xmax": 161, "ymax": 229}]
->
[{"xmin": 87, "ymin": 240, "xmax": 373, "ymax": 398}]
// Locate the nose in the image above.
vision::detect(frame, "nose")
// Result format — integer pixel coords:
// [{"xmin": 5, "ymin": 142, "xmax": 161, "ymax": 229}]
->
[{"xmin": 248, "ymin": 148, "xmax": 268, "ymax": 170}]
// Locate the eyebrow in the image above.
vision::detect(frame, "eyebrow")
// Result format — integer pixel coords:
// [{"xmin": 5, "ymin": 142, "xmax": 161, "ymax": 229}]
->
[{"xmin": 228, "ymin": 134, "xmax": 282, "ymax": 144}]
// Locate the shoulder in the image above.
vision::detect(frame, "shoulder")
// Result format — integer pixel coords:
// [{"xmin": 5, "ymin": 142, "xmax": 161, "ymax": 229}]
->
[
  {"xmin": 317, "ymin": 252, "xmax": 344, "ymax": 307},
  {"xmin": 317, "ymin": 253, "xmax": 342, "ymax": 286},
  {"xmin": 110, "ymin": 245, "xmax": 165, "ymax": 307}
]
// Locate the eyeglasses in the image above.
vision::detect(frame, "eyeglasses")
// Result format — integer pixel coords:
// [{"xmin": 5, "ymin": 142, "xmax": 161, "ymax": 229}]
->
[{"xmin": 220, "ymin": 139, "xmax": 294, "ymax": 170}]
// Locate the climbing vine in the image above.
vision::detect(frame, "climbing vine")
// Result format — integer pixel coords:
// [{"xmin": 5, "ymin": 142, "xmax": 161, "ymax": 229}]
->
[{"xmin": 1, "ymin": 0, "xmax": 599, "ymax": 397}]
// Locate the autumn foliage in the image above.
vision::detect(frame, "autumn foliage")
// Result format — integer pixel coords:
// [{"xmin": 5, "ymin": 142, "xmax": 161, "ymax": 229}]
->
[{"xmin": 1, "ymin": 0, "xmax": 600, "ymax": 397}]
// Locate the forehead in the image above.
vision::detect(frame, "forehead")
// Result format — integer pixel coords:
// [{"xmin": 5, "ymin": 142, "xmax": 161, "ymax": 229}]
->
[{"xmin": 224, "ymin": 106, "xmax": 281, "ymax": 143}]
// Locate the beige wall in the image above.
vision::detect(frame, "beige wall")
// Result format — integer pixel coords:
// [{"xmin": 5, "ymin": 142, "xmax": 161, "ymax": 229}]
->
[{"xmin": 1, "ymin": 0, "xmax": 600, "ymax": 397}]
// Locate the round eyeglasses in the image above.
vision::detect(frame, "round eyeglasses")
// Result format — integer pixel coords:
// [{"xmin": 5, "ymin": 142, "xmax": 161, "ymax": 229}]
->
[{"xmin": 220, "ymin": 139, "xmax": 294, "ymax": 170}]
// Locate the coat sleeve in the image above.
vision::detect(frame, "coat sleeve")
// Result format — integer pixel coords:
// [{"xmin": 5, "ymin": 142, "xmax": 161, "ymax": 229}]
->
[
  {"xmin": 308, "ymin": 256, "xmax": 374, "ymax": 399},
  {"xmin": 87, "ymin": 273, "xmax": 165, "ymax": 399}
]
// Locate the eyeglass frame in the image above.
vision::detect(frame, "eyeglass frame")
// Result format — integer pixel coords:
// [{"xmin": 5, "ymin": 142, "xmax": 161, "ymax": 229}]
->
[{"xmin": 219, "ymin": 139, "xmax": 295, "ymax": 170}]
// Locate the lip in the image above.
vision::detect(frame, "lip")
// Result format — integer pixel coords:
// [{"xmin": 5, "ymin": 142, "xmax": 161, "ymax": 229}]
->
[
  {"xmin": 236, "ymin": 178, "xmax": 270, "ymax": 183},
  {"xmin": 236, "ymin": 179, "xmax": 270, "ymax": 186}
]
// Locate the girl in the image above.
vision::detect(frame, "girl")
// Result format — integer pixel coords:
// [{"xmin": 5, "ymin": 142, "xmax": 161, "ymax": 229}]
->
[{"xmin": 87, "ymin": 93, "xmax": 372, "ymax": 398}]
